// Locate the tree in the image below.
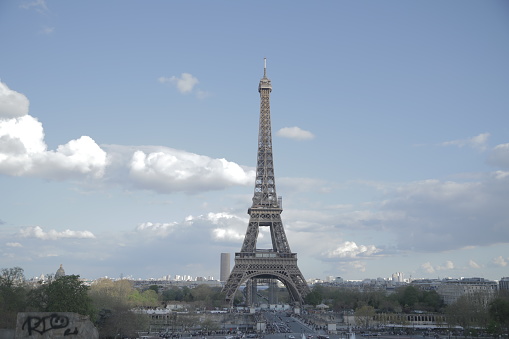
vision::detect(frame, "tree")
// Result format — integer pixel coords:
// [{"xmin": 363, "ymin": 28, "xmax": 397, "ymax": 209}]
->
[
  {"xmin": 0, "ymin": 267, "xmax": 28, "ymax": 328},
  {"xmin": 163, "ymin": 286, "xmax": 184, "ymax": 301},
  {"xmin": 488, "ymin": 292, "xmax": 509, "ymax": 335},
  {"xmin": 354, "ymin": 305, "xmax": 376, "ymax": 329},
  {"xmin": 27, "ymin": 275, "xmax": 95, "ymax": 320},
  {"xmin": 128, "ymin": 289, "xmax": 159, "ymax": 307},
  {"xmin": 89, "ymin": 278, "xmax": 150, "ymax": 338},
  {"xmin": 446, "ymin": 292, "xmax": 489, "ymax": 333},
  {"xmin": 305, "ymin": 285, "xmax": 324, "ymax": 306}
]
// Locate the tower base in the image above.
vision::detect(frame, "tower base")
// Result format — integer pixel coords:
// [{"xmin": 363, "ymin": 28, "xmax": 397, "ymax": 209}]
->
[{"xmin": 222, "ymin": 253, "xmax": 310, "ymax": 306}]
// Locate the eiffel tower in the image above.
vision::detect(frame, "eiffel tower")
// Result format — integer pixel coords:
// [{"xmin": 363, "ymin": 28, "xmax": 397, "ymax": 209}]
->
[{"xmin": 222, "ymin": 59, "xmax": 310, "ymax": 306}]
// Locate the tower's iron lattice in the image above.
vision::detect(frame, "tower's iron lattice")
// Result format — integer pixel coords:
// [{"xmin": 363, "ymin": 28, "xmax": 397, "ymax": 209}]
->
[{"xmin": 222, "ymin": 59, "xmax": 310, "ymax": 306}]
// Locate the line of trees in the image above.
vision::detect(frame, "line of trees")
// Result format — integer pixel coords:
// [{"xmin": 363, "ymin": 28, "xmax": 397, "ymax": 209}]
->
[
  {"xmin": 304, "ymin": 284, "xmax": 509, "ymax": 336},
  {"xmin": 304, "ymin": 284, "xmax": 445, "ymax": 313},
  {"xmin": 0, "ymin": 267, "xmax": 160, "ymax": 338},
  {"xmin": 0, "ymin": 267, "xmax": 229, "ymax": 338}
]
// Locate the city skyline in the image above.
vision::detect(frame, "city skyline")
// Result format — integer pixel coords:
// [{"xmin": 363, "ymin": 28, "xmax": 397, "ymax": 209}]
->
[{"xmin": 1, "ymin": 1, "xmax": 508, "ymax": 282}]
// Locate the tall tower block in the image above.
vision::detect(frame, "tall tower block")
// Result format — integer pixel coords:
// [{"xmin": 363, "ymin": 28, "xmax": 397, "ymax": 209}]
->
[
  {"xmin": 220, "ymin": 253, "xmax": 231, "ymax": 282},
  {"xmin": 222, "ymin": 59, "xmax": 310, "ymax": 306}
]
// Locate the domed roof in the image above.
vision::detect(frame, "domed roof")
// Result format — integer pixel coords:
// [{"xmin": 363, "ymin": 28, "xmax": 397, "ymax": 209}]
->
[{"xmin": 55, "ymin": 264, "xmax": 66, "ymax": 278}]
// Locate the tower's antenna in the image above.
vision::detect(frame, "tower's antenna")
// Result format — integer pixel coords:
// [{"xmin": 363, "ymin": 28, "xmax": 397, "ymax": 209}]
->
[{"xmin": 264, "ymin": 57, "xmax": 267, "ymax": 78}]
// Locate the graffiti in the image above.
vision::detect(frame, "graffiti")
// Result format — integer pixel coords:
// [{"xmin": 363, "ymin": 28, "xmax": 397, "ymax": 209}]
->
[
  {"xmin": 64, "ymin": 327, "xmax": 79, "ymax": 335},
  {"xmin": 22, "ymin": 313, "xmax": 79, "ymax": 336}
]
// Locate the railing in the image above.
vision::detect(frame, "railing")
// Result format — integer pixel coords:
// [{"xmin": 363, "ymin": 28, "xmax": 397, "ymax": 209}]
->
[{"xmin": 235, "ymin": 252, "xmax": 297, "ymax": 259}]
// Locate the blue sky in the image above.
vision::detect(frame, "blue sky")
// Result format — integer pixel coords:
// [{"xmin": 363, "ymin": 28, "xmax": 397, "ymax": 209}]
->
[{"xmin": 1, "ymin": 0, "xmax": 508, "ymax": 282}]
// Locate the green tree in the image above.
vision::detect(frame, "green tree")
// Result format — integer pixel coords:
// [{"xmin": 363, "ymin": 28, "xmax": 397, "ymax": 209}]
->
[
  {"xmin": 421, "ymin": 290, "xmax": 444, "ymax": 312},
  {"xmin": 330, "ymin": 288, "xmax": 361, "ymax": 311},
  {"xmin": 394, "ymin": 285, "xmax": 419, "ymax": 310},
  {"xmin": 28, "ymin": 275, "xmax": 95, "ymax": 319},
  {"xmin": 189, "ymin": 285, "xmax": 225, "ymax": 309},
  {"xmin": 488, "ymin": 292, "xmax": 509, "ymax": 335},
  {"xmin": 128, "ymin": 289, "xmax": 159, "ymax": 307},
  {"xmin": 305, "ymin": 285, "xmax": 324, "ymax": 306},
  {"xmin": 163, "ymin": 286, "xmax": 184, "ymax": 301},
  {"xmin": 0, "ymin": 267, "xmax": 28, "ymax": 328},
  {"xmin": 89, "ymin": 278, "xmax": 150, "ymax": 338},
  {"xmin": 148, "ymin": 284, "xmax": 159, "ymax": 294}
]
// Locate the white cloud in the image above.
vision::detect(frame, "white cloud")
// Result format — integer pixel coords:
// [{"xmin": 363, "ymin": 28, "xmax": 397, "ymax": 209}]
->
[
  {"xmin": 136, "ymin": 222, "xmax": 180, "ymax": 237},
  {"xmin": 0, "ymin": 82, "xmax": 107, "ymax": 179},
  {"xmin": 441, "ymin": 132, "xmax": 490, "ymax": 151},
  {"xmin": 212, "ymin": 228, "xmax": 245, "ymax": 242},
  {"xmin": 128, "ymin": 148, "xmax": 254, "ymax": 193},
  {"xmin": 135, "ymin": 212, "xmax": 248, "ymax": 244},
  {"xmin": 421, "ymin": 262, "xmax": 435, "ymax": 273},
  {"xmin": 39, "ymin": 26, "xmax": 55, "ymax": 35},
  {"xmin": 437, "ymin": 260, "xmax": 454, "ymax": 271},
  {"xmin": 492, "ymin": 256, "xmax": 508, "ymax": 267},
  {"xmin": 19, "ymin": 0, "xmax": 49, "ymax": 14},
  {"xmin": 19, "ymin": 226, "xmax": 95, "ymax": 240},
  {"xmin": 0, "ymin": 81, "xmax": 30, "ymax": 119},
  {"xmin": 276, "ymin": 126, "xmax": 314, "ymax": 140},
  {"xmin": 349, "ymin": 261, "xmax": 367, "ymax": 272},
  {"xmin": 196, "ymin": 90, "xmax": 211, "ymax": 100},
  {"xmin": 0, "ymin": 80, "xmax": 255, "ymax": 195},
  {"xmin": 420, "ymin": 260, "xmax": 454, "ymax": 273},
  {"xmin": 469, "ymin": 260, "xmax": 481, "ymax": 269},
  {"xmin": 159, "ymin": 73, "xmax": 199, "ymax": 94},
  {"xmin": 324, "ymin": 241, "xmax": 381, "ymax": 259},
  {"xmin": 487, "ymin": 143, "xmax": 509, "ymax": 169},
  {"xmin": 6, "ymin": 242, "xmax": 22, "ymax": 247},
  {"xmin": 206, "ymin": 212, "xmax": 249, "ymax": 242}
]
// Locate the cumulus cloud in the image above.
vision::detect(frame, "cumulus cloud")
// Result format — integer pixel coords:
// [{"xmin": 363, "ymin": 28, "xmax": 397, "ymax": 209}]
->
[
  {"xmin": 136, "ymin": 222, "xmax": 181, "ymax": 237},
  {"xmin": 437, "ymin": 260, "xmax": 455, "ymax": 271},
  {"xmin": 212, "ymin": 228, "xmax": 245, "ymax": 242},
  {"xmin": 324, "ymin": 241, "xmax": 381, "ymax": 259},
  {"xmin": 441, "ymin": 132, "xmax": 490, "ymax": 151},
  {"xmin": 276, "ymin": 126, "xmax": 314, "ymax": 140},
  {"xmin": 492, "ymin": 256, "xmax": 508, "ymax": 267},
  {"xmin": 487, "ymin": 143, "xmax": 509, "ymax": 169},
  {"xmin": 420, "ymin": 260, "xmax": 454, "ymax": 273},
  {"xmin": 19, "ymin": 226, "xmax": 95, "ymax": 240},
  {"xmin": 128, "ymin": 148, "xmax": 254, "ymax": 193},
  {"xmin": 159, "ymin": 73, "xmax": 199, "ymax": 94},
  {"xmin": 6, "ymin": 242, "xmax": 22, "ymax": 247},
  {"xmin": 0, "ymin": 81, "xmax": 254, "ymax": 194},
  {"xmin": 136, "ymin": 212, "xmax": 249, "ymax": 246},
  {"xmin": 469, "ymin": 260, "xmax": 481, "ymax": 269},
  {"xmin": 0, "ymin": 81, "xmax": 30, "ymax": 119},
  {"xmin": 0, "ymin": 82, "xmax": 107, "ymax": 179},
  {"xmin": 421, "ymin": 262, "xmax": 435, "ymax": 274},
  {"xmin": 207, "ymin": 212, "xmax": 249, "ymax": 242}
]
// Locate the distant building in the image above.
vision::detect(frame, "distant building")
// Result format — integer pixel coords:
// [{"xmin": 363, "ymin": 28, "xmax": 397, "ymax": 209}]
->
[
  {"xmin": 334, "ymin": 277, "xmax": 344, "ymax": 283},
  {"xmin": 220, "ymin": 253, "xmax": 230, "ymax": 282},
  {"xmin": 55, "ymin": 264, "xmax": 66, "ymax": 279},
  {"xmin": 437, "ymin": 277, "xmax": 497, "ymax": 305},
  {"xmin": 410, "ymin": 278, "xmax": 441, "ymax": 291},
  {"xmin": 392, "ymin": 272, "xmax": 404, "ymax": 283},
  {"xmin": 499, "ymin": 277, "xmax": 509, "ymax": 291}
]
